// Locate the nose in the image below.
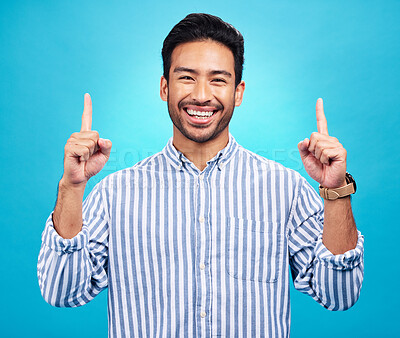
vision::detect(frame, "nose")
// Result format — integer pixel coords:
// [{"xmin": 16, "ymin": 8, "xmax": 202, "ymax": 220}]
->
[{"xmin": 191, "ymin": 79, "xmax": 213, "ymax": 103}]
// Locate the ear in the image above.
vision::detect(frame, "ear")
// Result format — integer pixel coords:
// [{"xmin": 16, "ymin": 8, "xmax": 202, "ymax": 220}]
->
[
  {"xmin": 160, "ymin": 76, "xmax": 168, "ymax": 102},
  {"xmin": 234, "ymin": 81, "xmax": 245, "ymax": 107}
]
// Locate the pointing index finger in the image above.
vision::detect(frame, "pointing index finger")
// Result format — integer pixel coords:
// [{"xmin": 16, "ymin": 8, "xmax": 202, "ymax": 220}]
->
[
  {"xmin": 81, "ymin": 93, "xmax": 92, "ymax": 132},
  {"xmin": 316, "ymin": 98, "xmax": 328, "ymax": 135}
]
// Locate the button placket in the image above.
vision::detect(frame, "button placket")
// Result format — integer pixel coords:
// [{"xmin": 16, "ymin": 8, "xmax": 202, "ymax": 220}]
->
[{"xmin": 195, "ymin": 168, "xmax": 211, "ymax": 334}]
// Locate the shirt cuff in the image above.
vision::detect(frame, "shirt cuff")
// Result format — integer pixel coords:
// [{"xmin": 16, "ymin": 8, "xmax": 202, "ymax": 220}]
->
[
  {"xmin": 315, "ymin": 230, "xmax": 364, "ymax": 270},
  {"xmin": 41, "ymin": 212, "xmax": 89, "ymax": 255}
]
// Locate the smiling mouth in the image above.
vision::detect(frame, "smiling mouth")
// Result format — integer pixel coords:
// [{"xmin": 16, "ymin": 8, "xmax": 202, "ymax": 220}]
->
[{"xmin": 184, "ymin": 108, "xmax": 218, "ymax": 119}]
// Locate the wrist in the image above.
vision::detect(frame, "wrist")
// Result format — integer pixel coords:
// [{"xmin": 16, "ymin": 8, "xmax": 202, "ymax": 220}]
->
[
  {"xmin": 335, "ymin": 177, "xmax": 347, "ymax": 189},
  {"xmin": 59, "ymin": 177, "xmax": 87, "ymax": 193}
]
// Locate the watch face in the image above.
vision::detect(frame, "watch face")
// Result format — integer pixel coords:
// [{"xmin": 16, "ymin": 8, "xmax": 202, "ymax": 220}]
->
[{"xmin": 346, "ymin": 172, "xmax": 357, "ymax": 193}]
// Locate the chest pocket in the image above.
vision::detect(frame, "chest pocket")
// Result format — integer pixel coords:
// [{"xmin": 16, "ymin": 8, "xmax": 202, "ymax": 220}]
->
[{"xmin": 226, "ymin": 217, "xmax": 284, "ymax": 283}]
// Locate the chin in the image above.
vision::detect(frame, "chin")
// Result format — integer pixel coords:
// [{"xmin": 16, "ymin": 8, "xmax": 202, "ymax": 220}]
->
[
  {"xmin": 181, "ymin": 127, "xmax": 225, "ymax": 144},
  {"xmin": 185, "ymin": 134, "xmax": 214, "ymax": 143}
]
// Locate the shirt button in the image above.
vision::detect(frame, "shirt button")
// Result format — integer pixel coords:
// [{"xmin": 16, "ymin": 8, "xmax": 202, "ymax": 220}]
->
[
  {"xmin": 200, "ymin": 311, "xmax": 207, "ymax": 318},
  {"xmin": 199, "ymin": 216, "xmax": 205, "ymax": 223},
  {"xmin": 200, "ymin": 263, "xmax": 205, "ymax": 270},
  {"xmin": 199, "ymin": 175, "xmax": 204, "ymax": 180}
]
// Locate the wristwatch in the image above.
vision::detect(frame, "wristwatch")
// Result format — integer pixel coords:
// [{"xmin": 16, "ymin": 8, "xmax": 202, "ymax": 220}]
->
[{"xmin": 319, "ymin": 172, "xmax": 357, "ymax": 200}]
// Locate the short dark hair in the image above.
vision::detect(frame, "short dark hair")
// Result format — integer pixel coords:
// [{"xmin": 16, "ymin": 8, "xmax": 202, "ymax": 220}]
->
[{"xmin": 162, "ymin": 13, "xmax": 244, "ymax": 87}]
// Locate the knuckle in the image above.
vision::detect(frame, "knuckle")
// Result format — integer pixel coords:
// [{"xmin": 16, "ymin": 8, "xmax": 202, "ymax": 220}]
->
[
  {"xmin": 65, "ymin": 141, "xmax": 76, "ymax": 149},
  {"xmin": 89, "ymin": 145, "xmax": 96, "ymax": 155}
]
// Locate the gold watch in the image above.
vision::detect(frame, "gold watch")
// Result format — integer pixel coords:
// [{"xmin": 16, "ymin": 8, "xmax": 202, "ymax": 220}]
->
[{"xmin": 319, "ymin": 173, "xmax": 357, "ymax": 200}]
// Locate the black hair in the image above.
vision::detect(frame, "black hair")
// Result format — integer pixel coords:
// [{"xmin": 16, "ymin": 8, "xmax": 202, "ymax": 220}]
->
[{"xmin": 162, "ymin": 13, "xmax": 244, "ymax": 87}]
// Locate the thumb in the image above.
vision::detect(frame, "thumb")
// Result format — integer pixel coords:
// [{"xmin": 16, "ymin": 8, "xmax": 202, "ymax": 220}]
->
[
  {"xmin": 298, "ymin": 138, "xmax": 310, "ymax": 160},
  {"xmin": 98, "ymin": 138, "xmax": 112, "ymax": 158}
]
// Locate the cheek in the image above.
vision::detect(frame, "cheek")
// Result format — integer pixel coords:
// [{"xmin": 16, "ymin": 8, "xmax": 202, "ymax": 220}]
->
[
  {"xmin": 216, "ymin": 88, "xmax": 236, "ymax": 105},
  {"xmin": 170, "ymin": 85, "xmax": 191, "ymax": 103}
]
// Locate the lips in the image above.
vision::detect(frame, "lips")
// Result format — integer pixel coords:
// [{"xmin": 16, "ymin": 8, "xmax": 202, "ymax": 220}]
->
[{"xmin": 181, "ymin": 103, "xmax": 222, "ymax": 125}]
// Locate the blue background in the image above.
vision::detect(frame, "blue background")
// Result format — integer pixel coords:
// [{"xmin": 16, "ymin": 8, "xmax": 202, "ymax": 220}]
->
[{"xmin": 1, "ymin": 0, "xmax": 399, "ymax": 337}]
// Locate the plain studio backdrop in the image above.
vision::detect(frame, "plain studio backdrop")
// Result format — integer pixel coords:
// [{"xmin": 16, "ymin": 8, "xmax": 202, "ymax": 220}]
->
[{"xmin": 0, "ymin": 1, "xmax": 398, "ymax": 337}]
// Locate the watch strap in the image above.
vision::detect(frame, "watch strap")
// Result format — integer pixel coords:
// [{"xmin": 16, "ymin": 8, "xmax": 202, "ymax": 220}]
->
[{"xmin": 319, "ymin": 183, "xmax": 355, "ymax": 200}]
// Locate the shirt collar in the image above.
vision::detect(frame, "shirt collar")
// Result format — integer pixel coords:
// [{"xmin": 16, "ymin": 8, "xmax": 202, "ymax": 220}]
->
[{"xmin": 162, "ymin": 133, "xmax": 238, "ymax": 172}]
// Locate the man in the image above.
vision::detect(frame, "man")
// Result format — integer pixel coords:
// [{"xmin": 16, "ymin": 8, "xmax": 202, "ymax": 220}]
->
[{"xmin": 38, "ymin": 13, "xmax": 364, "ymax": 337}]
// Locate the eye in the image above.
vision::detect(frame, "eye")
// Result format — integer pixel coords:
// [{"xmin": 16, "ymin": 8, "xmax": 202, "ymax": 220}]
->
[
  {"xmin": 212, "ymin": 78, "xmax": 227, "ymax": 83},
  {"xmin": 179, "ymin": 76, "xmax": 194, "ymax": 81}
]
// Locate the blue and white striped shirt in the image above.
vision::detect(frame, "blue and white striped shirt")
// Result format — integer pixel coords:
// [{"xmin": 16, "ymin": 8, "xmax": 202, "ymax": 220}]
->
[{"xmin": 38, "ymin": 134, "xmax": 364, "ymax": 337}]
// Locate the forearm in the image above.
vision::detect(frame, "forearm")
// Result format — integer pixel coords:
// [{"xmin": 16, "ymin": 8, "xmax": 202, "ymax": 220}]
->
[
  {"xmin": 38, "ymin": 181, "xmax": 109, "ymax": 307},
  {"xmin": 289, "ymin": 174, "xmax": 363, "ymax": 311},
  {"xmin": 290, "ymin": 205, "xmax": 364, "ymax": 311},
  {"xmin": 322, "ymin": 196, "xmax": 358, "ymax": 255},
  {"xmin": 53, "ymin": 178, "xmax": 86, "ymax": 239}
]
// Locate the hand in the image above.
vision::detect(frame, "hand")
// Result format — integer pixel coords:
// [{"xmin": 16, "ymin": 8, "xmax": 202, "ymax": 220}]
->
[
  {"xmin": 298, "ymin": 98, "xmax": 347, "ymax": 189},
  {"xmin": 62, "ymin": 93, "xmax": 112, "ymax": 187}
]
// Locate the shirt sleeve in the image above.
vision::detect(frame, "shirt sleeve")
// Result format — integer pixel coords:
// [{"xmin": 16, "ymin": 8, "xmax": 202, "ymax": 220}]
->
[
  {"xmin": 287, "ymin": 175, "xmax": 364, "ymax": 311},
  {"xmin": 37, "ymin": 181, "xmax": 109, "ymax": 307}
]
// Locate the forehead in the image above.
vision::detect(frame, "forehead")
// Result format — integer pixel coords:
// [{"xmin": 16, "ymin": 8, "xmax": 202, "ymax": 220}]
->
[{"xmin": 170, "ymin": 40, "xmax": 235, "ymax": 73}]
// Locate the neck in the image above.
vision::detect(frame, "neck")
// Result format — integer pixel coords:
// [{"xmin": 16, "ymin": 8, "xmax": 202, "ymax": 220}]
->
[{"xmin": 172, "ymin": 127, "xmax": 229, "ymax": 171}]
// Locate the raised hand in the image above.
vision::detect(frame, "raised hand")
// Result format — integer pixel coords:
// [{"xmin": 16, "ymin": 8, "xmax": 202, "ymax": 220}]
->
[
  {"xmin": 297, "ymin": 98, "xmax": 347, "ymax": 189},
  {"xmin": 62, "ymin": 93, "xmax": 112, "ymax": 187}
]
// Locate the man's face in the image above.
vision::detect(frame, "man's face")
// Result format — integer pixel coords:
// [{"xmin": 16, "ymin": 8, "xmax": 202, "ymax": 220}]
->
[{"xmin": 160, "ymin": 40, "xmax": 245, "ymax": 143}]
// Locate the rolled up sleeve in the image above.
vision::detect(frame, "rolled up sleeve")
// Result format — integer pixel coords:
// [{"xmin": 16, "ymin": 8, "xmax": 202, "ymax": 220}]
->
[
  {"xmin": 288, "ymin": 175, "xmax": 364, "ymax": 311},
  {"xmin": 41, "ymin": 213, "xmax": 89, "ymax": 255},
  {"xmin": 37, "ymin": 182, "xmax": 109, "ymax": 308}
]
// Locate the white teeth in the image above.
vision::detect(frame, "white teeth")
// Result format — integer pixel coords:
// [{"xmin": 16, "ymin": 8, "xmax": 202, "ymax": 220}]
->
[{"xmin": 186, "ymin": 109, "xmax": 214, "ymax": 118}]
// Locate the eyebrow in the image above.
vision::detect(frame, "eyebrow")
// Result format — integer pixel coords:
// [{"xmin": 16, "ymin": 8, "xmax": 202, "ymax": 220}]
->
[
  {"xmin": 209, "ymin": 70, "xmax": 232, "ymax": 77},
  {"xmin": 173, "ymin": 67, "xmax": 232, "ymax": 77}
]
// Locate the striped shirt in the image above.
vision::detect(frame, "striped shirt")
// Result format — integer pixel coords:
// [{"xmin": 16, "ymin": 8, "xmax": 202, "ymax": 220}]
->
[{"xmin": 38, "ymin": 134, "xmax": 364, "ymax": 337}]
